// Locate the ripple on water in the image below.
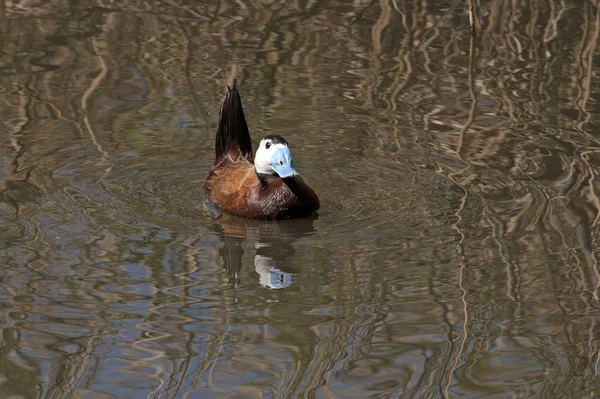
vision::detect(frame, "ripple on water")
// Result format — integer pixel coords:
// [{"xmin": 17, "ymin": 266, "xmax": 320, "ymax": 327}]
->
[
  {"xmin": 309, "ymin": 158, "xmax": 465, "ymax": 253},
  {"xmin": 95, "ymin": 147, "xmax": 464, "ymax": 257},
  {"xmin": 101, "ymin": 158, "xmax": 212, "ymax": 222}
]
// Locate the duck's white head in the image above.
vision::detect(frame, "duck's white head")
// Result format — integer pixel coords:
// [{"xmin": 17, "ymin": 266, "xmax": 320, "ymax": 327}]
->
[{"xmin": 254, "ymin": 135, "xmax": 298, "ymax": 178}]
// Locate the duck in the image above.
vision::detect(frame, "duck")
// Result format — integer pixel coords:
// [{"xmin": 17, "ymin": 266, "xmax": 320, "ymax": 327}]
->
[{"xmin": 205, "ymin": 80, "xmax": 320, "ymax": 220}]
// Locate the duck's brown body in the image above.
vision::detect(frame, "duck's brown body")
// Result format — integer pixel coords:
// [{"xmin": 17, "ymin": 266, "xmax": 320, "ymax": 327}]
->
[
  {"xmin": 205, "ymin": 81, "xmax": 320, "ymax": 220},
  {"xmin": 207, "ymin": 158, "xmax": 319, "ymax": 220}
]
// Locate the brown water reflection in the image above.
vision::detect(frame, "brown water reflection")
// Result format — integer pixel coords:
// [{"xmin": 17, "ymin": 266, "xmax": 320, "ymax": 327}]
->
[{"xmin": 1, "ymin": 0, "xmax": 600, "ymax": 397}]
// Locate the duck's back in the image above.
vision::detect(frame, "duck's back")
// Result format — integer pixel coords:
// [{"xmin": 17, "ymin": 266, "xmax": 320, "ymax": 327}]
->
[{"xmin": 206, "ymin": 158, "xmax": 255, "ymax": 203}]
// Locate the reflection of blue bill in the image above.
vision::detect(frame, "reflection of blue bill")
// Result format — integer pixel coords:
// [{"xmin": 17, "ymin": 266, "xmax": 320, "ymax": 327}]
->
[
  {"xmin": 266, "ymin": 269, "xmax": 293, "ymax": 290},
  {"xmin": 255, "ymin": 252, "xmax": 294, "ymax": 289}
]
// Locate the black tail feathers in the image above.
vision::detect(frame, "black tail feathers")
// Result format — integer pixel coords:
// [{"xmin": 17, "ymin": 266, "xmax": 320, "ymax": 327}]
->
[{"xmin": 215, "ymin": 80, "xmax": 253, "ymax": 162}]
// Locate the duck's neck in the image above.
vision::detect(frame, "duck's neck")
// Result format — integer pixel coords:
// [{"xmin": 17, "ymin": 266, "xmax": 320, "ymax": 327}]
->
[
  {"xmin": 282, "ymin": 176, "xmax": 320, "ymax": 208},
  {"xmin": 256, "ymin": 170, "xmax": 278, "ymax": 187},
  {"xmin": 255, "ymin": 171, "xmax": 318, "ymax": 209}
]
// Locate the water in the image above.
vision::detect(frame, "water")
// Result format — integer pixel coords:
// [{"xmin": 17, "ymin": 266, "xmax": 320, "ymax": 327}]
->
[{"xmin": 1, "ymin": 0, "xmax": 600, "ymax": 397}]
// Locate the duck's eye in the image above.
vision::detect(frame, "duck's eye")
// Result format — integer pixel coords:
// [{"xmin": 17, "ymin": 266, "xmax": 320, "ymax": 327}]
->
[
  {"xmin": 277, "ymin": 160, "xmax": 283, "ymax": 166},
  {"xmin": 265, "ymin": 142, "xmax": 271, "ymax": 149}
]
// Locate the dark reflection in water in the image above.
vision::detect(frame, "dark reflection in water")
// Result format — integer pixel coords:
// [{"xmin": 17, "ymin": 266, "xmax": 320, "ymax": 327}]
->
[
  {"xmin": 216, "ymin": 215, "xmax": 317, "ymax": 289},
  {"xmin": 1, "ymin": 0, "xmax": 600, "ymax": 398}
]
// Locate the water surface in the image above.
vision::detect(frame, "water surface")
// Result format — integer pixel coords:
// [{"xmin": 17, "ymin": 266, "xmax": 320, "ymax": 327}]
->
[{"xmin": 1, "ymin": 0, "xmax": 600, "ymax": 397}]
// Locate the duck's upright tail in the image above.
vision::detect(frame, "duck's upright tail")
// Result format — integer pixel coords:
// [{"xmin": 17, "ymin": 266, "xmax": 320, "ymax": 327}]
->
[{"xmin": 214, "ymin": 80, "xmax": 253, "ymax": 162}]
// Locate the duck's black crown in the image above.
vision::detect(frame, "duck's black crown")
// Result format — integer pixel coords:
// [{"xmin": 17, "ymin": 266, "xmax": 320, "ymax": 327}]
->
[{"xmin": 262, "ymin": 135, "xmax": 288, "ymax": 146}]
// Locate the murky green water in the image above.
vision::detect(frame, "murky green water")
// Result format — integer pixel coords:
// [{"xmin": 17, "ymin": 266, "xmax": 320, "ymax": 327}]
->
[{"xmin": 1, "ymin": 0, "xmax": 600, "ymax": 397}]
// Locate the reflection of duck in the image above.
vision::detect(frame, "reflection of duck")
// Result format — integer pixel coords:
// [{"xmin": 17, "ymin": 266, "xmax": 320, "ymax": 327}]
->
[
  {"xmin": 205, "ymin": 80, "xmax": 320, "ymax": 220},
  {"xmin": 215, "ymin": 215, "xmax": 316, "ymax": 289}
]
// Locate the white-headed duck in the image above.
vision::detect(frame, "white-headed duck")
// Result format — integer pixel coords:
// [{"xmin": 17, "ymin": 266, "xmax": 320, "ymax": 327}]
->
[{"xmin": 205, "ymin": 80, "xmax": 320, "ymax": 220}]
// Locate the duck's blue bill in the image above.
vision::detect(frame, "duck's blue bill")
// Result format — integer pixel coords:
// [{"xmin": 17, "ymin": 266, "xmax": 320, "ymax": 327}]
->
[{"xmin": 271, "ymin": 146, "xmax": 298, "ymax": 178}]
